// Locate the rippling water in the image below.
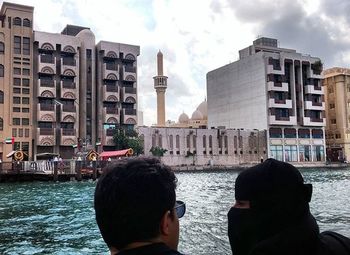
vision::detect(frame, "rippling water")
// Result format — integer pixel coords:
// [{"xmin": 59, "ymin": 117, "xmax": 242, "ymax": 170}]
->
[{"xmin": 0, "ymin": 168, "xmax": 350, "ymax": 255}]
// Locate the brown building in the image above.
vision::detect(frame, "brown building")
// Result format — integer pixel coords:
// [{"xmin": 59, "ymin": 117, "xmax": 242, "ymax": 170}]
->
[{"xmin": 0, "ymin": 2, "xmax": 139, "ymax": 161}]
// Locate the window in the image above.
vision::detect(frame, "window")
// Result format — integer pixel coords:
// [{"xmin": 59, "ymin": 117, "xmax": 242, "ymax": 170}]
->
[
  {"xmin": 0, "ymin": 65, "xmax": 3, "ymax": 77},
  {"xmin": 14, "ymin": 36, "xmax": 21, "ymax": 54},
  {"xmin": 284, "ymin": 145, "xmax": 298, "ymax": 162},
  {"xmin": 298, "ymin": 129, "xmax": 310, "ymax": 138},
  {"xmin": 331, "ymin": 119, "xmax": 336, "ymax": 124},
  {"xmin": 176, "ymin": 135, "xmax": 180, "ymax": 149},
  {"xmin": 329, "ymin": 103, "xmax": 335, "ymax": 109},
  {"xmin": 22, "ymin": 68, "xmax": 30, "ymax": 75},
  {"xmin": 14, "ymin": 78, "xmax": 21, "ymax": 86},
  {"xmin": 22, "ymin": 108, "xmax": 29, "ymax": 113},
  {"xmin": 13, "ymin": 68, "xmax": 21, "ymax": 75},
  {"xmin": 23, "ymin": 37, "xmax": 30, "ymax": 55},
  {"xmin": 13, "ymin": 107, "xmax": 20, "ymax": 112},
  {"xmin": 203, "ymin": 135, "xmax": 206, "ymax": 148},
  {"xmin": 0, "ymin": 91, "xmax": 3, "ymax": 104},
  {"xmin": 13, "ymin": 118, "xmax": 20, "ymax": 125},
  {"xmin": 14, "ymin": 142, "xmax": 20, "ymax": 151},
  {"xmin": 12, "ymin": 128, "xmax": 17, "ymax": 137},
  {"xmin": 0, "ymin": 42, "xmax": 4, "ymax": 54},
  {"xmin": 270, "ymin": 145, "xmax": 283, "ymax": 161},
  {"xmin": 22, "ymin": 97, "xmax": 29, "ymax": 104},
  {"xmin": 169, "ymin": 135, "xmax": 173, "ymax": 150},
  {"xmin": 22, "ymin": 88, "xmax": 30, "ymax": 94},
  {"xmin": 209, "ymin": 135, "xmax": 213, "ymax": 148},
  {"xmin": 22, "ymin": 78, "xmax": 30, "ymax": 87},
  {"xmin": 25, "ymin": 128, "xmax": 29, "ymax": 137},
  {"xmin": 312, "ymin": 129, "xmax": 323, "ymax": 139},
  {"xmin": 269, "ymin": 128, "xmax": 282, "ymax": 138},
  {"xmin": 347, "ymin": 85, "xmax": 350, "ymax": 93},
  {"xmin": 22, "ymin": 142, "xmax": 29, "ymax": 152},
  {"xmin": 335, "ymin": 134, "xmax": 341, "ymax": 139},
  {"xmin": 18, "ymin": 128, "xmax": 23, "ymax": 137},
  {"xmin": 13, "ymin": 97, "xmax": 20, "ymax": 104},
  {"xmin": 0, "ymin": 117, "xmax": 2, "ymax": 130},
  {"xmin": 299, "ymin": 145, "xmax": 311, "ymax": 162},
  {"xmin": 13, "ymin": 88, "xmax": 21, "ymax": 94},
  {"xmin": 284, "ymin": 128, "xmax": 296, "ymax": 138},
  {"xmin": 22, "ymin": 118, "xmax": 29, "ymax": 125},
  {"xmin": 23, "ymin": 18, "xmax": 30, "ymax": 27},
  {"xmin": 13, "ymin": 17, "xmax": 21, "ymax": 26},
  {"xmin": 313, "ymin": 145, "xmax": 324, "ymax": 161}
]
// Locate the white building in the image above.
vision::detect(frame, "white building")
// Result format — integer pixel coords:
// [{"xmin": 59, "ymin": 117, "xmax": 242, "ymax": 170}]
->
[{"xmin": 207, "ymin": 37, "xmax": 326, "ymax": 163}]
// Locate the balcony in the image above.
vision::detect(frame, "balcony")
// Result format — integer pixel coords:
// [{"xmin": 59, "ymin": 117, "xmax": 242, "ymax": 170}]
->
[
  {"xmin": 103, "ymin": 63, "xmax": 119, "ymax": 80},
  {"xmin": 37, "ymin": 103, "xmax": 56, "ymax": 122},
  {"xmin": 38, "ymin": 56, "xmax": 56, "ymax": 74},
  {"xmin": 303, "ymin": 117, "xmax": 326, "ymax": 127},
  {"xmin": 267, "ymin": 64, "xmax": 284, "ymax": 75},
  {"xmin": 60, "ymin": 81, "xmax": 77, "ymax": 99},
  {"xmin": 123, "ymin": 65, "xmax": 137, "ymax": 81},
  {"xmin": 304, "ymin": 101, "xmax": 325, "ymax": 111},
  {"xmin": 267, "ymin": 81, "xmax": 289, "ymax": 92},
  {"xmin": 103, "ymin": 107, "xmax": 119, "ymax": 123},
  {"xmin": 307, "ymin": 69, "xmax": 322, "ymax": 79},
  {"xmin": 103, "ymin": 85, "xmax": 119, "ymax": 102},
  {"xmin": 304, "ymin": 85, "xmax": 324, "ymax": 95},
  {"xmin": 60, "ymin": 129, "xmax": 77, "ymax": 146},
  {"xmin": 102, "ymin": 129, "xmax": 115, "ymax": 146},
  {"xmin": 38, "ymin": 80, "xmax": 56, "ymax": 98},
  {"xmin": 268, "ymin": 98, "xmax": 292, "ymax": 108},
  {"xmin": 36, "ymin": 128, "xmax": 56, "ymax": 146},
  {"xmin": 61, "ymin": 105, "xmax": 77, "ymax": 122},
  {"xmin": 122, "ymin": 108, "xmax": 137, "ymax": 125},
  {"xmin": 122, "ymin": 87, "xmax": 137, "ymax": 103},
  {"xmin": 269, "ymin": 115, "xmax": 297, "ymax": 125},
  {"xmin": 61, "ymin": 58, "xmax": 77, "ymax": 74}
]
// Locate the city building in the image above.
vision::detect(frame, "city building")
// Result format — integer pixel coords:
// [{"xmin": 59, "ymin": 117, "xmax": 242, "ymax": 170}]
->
[
  {"xmin": 0, "ymin": 2, "xmax": 140, "ymax": 161},
  {"xmin": 207, "ymin": 37, "xmax": 326, "ymax": 163},
  {"xmin": 138, "ymin": 126, "xmax": 266, "ymax": 166},
  {"xmin": 323, "ymin": 67, "xmax": 350, "ymax": 161}
]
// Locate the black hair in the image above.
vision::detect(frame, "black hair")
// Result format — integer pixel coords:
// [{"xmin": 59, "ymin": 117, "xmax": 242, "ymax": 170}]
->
[{"xmin": 94, "ymin": 157, "xmax": 177, "ymax": 250}]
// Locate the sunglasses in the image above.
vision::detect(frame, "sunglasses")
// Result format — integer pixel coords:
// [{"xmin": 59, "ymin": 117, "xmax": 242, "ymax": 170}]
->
[{"xmin": 174, "ymin": 200, "xmax": 186, "ymax": 218}]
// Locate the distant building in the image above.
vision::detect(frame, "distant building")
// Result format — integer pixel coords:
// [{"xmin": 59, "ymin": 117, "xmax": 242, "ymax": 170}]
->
[
  {"xmin": 0, "ymin": 2, "xmax": 140, "ymax": 161},
  {"xmin": 137, "ymin": 126, "xmax": 266, "ymax": 166},
  {"xmin": 207, "ymin": 37, "xmax": 326, "ymax": 163},
  {"xmin": 323, "ymin": 67, "xmax": 350, "ymax": 162}
]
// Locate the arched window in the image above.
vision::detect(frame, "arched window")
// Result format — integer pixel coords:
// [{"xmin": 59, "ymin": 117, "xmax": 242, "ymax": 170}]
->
[
  {"xmin": 158, "ymin": 134, "xmax": 162, "ymax": 147},
  {"xmin": 224, "ymin": 135, "xmax": 228, "ymax": 148},
  {"xmin": 209, "ymin": 135, "xmax": 212, "ymax": 148},
  {"xmin": 23, "ymin": 18, "xmax": 31, "ymax": 27},
  {"xmin": 203, "ymin": 135, "xmax": 206, "ymax": 148},
  {"xmin": 152, "ymin": 134, "xmax": 156, "ymax": 147},
  {"xmin": 193, "ymin": 135, "xmax": 196, "ymax": 149},
  {"xmin": 0, "ymin": 42, "xmax": 4, "ymax": 54},
  {"xmin": 13, "ymin": 17, "xmax": 21, "ymax": 26},
  {"xmin": 0, "ymin": 117, "xmax": 3, "ymax": 131},
  {"xmin": 186, "ymin": 135, "xmax": 190, "ymax": 148},
  {"xmin": 176, "ymin": 135, "xmax": 180, "ymax": 149},
  {"xmin": 0, "ymin": 65, "xmax": 4, "ymax": 77},
  {"xmin": 0, "ymin": 91, "xmax": 3, "ymax": 104},
  {"xmin": 169, "ymin": 135, "xmax": 173, "ymax": 150}
]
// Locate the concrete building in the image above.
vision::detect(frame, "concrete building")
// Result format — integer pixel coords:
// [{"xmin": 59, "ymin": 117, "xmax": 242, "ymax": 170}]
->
[
  {"xmin": 323, "ymin": 67, "xmax": 350, "ymax": 161},
  {"xmin": 207, "ymin": 37, "xmax": 326, "ymax": 163},
  {"xmin": 0, "ymin": 2, "xmax": 140, "ymax": 161},
  {"xmin": 138, "ymin": 126, "xmax": 266, "ymax": 166}
]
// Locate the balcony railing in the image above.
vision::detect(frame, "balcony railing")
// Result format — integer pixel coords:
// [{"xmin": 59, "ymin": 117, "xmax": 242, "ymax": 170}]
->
[
  {"xmin": 62, "ymin": 58, "xmax": 76, "ymax": 66},
  {"xmin": 40, "ymin": 104, "xmax": 54, "ymax": 111},
  {"xmin": 62, "ymin": 129, "xmax": 75, "ymax": 136},
  {"xmin": 125, "ymin": 66, "xmax": 136, "ymax": 73},
  {"xmin": 275, "ymin": 116, "xmax": 290, "ymax": 121},
  {"xmin": 106, "ymin": 108, "xmax": 118, "ymax": 114},
  {"xmin": 124, "ymin": 109, "xmax": 136, "ymax": 115},
  {"xmin": 125, "ymin": 87, "xmax": 136, "ymax": 94},
  {"xmin": 106, "ymin": 85, "xmax": 118, "ymax": 92},
  {"xmin": 62, "ymin": 81, "xmax": 76, "ymax": 89},
  {"xmin": 39, "ymin": 128, "xmax": 54, "ymax": 135},
  {"xmin": 62, "ymin": 105, "xmax": 76, "ymax": 112}
]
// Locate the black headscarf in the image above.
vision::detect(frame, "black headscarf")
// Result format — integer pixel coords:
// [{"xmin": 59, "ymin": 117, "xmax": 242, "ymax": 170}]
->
[{"xmin": 228, "ymin": 159, "xmax": 319, "ymax": 255}]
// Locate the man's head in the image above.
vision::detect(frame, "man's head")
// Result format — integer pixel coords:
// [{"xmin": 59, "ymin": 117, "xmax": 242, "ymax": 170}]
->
[
  {"xmin": 228, "ymin": 158, "xmax": 313, "ymax": 255},
  {"xmin": 94, "ymin": 157, "xmax": 181, "ymax": 252}
]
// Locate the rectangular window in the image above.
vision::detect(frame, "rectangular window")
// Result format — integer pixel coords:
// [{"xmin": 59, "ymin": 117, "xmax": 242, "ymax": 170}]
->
[
  {"xmin": 22, "ymin": 78, "xmax": 30, "ymax": 87},
  {"xmin": 313, "ymin": 145, "xmax": 324, "ymax": 161},
  {"xmin": 270, "ymin": 145, "xmax": 283, "ymax": 161},
  {"xmin": 22, "ymin": 118, "xmax": 29, "ymax": 125},
  {"xmin": 22, "ymin": 88, "xmax": 30, "ymax": 94},
  {"xmin": 23, "ymin": 37, "xmax": 30, "ymax": 55},
  {"xmin": 299, "ymin": 145, "xmax": 311, "ymax": 162},
  {"xmin": 22, "ymin": 97, "xmax": 29, "ymax": 104},
  {"xmin": 25, "ymin": 128, "xmax": 29, "ymax": 137},
  {"xmin": 13, "ymin": 118, "xmax": 20, "ymax": 125},
  {"xmin": 329, "ymin": 103, "xmax": 335, "ymax": 109},
  {"xmin": 22, "ymin": 108, "xmax": 29, "ymax": 113},
  {"xmin": 347, "ymin": 86, "xmax": 350, "ymax": 93},
  {"xmin": 22, "ymin": 68, "xmax": 30, "ymax": 76},
  {"xmin": 14, "ymin": 36, "xmax": 21, "ymax": 54},
  {"xmin": 18, "ymin": 128, "xmax": 23, "ymax": 137},
  {"xmin": 14, "ymin": 142, "xmax": 20, "ymax": 151},
  {"xmin": 13, "ymin": 67, "xmax": 21, "ymax": 75},
  {"xmin": 13, "ymin": 107, "xmax": 20, "ymax": 112},
  {"xmin": 14, "ymin": 78, "xmax": 21, "ymax": 86},
  {"xmin": 13, "ymin": 88, "xmax": 21, "ymax": 94},
  {"xmin": 12, "ymin": 128, "xmax": 17, "ymax": 137},
  {"xmin": 331, "ymin": 119, "xmax": 336, "ymax": 124},
  {"xmin": 13, "ymin": 97, "xmax": 20, "ymax": 104},
  {"xmin": 284, "ymin": 145, "xmax": 298, "ymax": 162},
  {"xmin": 22, "ymin": 142, "xmax": 29, "ymax": 152}
]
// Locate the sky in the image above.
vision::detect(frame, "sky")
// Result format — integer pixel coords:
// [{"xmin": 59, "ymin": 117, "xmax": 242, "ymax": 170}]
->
[{"xmin": 3, "ymin": 0, "xmax": 350, "ymax": 126}]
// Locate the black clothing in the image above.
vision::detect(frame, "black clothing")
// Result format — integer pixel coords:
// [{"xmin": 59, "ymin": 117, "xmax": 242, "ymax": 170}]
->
[
  {"xmin": 116, "ymin": 243, "xmax": 185, "ymax": 255},
  {"xmin": 228, "ymin": 158, "xmax": 350, "ymax": 255}
]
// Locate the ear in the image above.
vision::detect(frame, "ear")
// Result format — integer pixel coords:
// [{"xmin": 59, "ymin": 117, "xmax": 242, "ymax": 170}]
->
[{"xmin": 160, "ymin": 210, "xmax": 171, "ymax": 236}]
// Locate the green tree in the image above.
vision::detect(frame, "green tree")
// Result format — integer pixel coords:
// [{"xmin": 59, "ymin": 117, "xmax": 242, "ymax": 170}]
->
[
  {"xmin": 113, "ymin": 128, "xmax": 144, "ymax": 155},
  {"xmin": 150, "ymin": 146, "xmax": 167, "ymax": 157}
]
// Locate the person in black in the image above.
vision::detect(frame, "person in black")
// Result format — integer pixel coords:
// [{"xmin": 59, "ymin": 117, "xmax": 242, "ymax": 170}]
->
[
  {"xmin": 227, "ymin": 158, "xmax": 350, "ymax": 255},
  {"xmin": 94, "ymin": 157, "xmax": 186, "ymax": 255}
]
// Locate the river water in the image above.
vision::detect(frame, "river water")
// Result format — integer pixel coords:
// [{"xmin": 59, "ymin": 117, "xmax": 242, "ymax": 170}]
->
[{"xmin": 0, "ymin": 168, "xmax": 349, "ymax": 255}]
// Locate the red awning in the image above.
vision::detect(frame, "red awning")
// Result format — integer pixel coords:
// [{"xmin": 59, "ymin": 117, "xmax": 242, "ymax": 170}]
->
[{"xmin": 99, "ymin": 149, "xmax": 133, "ymax": 159}]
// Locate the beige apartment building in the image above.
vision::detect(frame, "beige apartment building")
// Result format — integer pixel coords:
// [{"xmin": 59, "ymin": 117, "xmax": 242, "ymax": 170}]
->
[
  {"xmin": 323, "ymin": 67, "xmax": 350, "ymax": 161},
  {"xmin": 0, "ymin": 2, "xmax": 139, "ymax": 161}
]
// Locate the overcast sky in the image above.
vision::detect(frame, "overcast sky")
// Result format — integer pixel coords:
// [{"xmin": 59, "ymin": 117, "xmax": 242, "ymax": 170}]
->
[{"xmin": 4, "ymin": 0, "xmax": 350, "ymax": 125}]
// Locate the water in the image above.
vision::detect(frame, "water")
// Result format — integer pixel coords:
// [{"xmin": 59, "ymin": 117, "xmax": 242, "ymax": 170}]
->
[{"xmin": 0, "ymin": 168, "xmax": 350, "ymax": 255}]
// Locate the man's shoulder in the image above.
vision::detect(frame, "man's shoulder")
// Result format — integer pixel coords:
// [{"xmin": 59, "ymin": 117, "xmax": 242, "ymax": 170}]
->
[{"xmin": 319, "ymin": 231, "xmax": 350, "ymax": 255}]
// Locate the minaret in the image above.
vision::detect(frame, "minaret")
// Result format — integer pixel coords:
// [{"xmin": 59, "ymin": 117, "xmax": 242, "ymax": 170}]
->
[{"xmin": 153, "ymin": 50, "xmax": 168, "ymax": 126}]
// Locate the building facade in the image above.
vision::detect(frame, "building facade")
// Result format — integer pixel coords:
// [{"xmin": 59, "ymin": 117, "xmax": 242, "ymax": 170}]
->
[
  {"xmin": 0, "ymin": 2, "xmax": 140, "ymax": 161},
  {"xmin": 323, "ymin": 67, "xmax": 350, "ymax": 162},
  {"xmin": 207, "ymin": 37, "xmax": 326, "ymax": 163},
  {"xmin": 138, "ymin": 126, "xmax": 266, "ymax": 166}
]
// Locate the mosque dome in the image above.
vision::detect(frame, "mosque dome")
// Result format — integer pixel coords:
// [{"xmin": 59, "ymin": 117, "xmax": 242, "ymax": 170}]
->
[
  {"xmin": 178, "ymin": 112, "xmax": 189, "ymax": 123},
  {"xmin": 196, "ymin": 100, "xmax": 207, "ymax": 119},
  {"xmin": 191, "ymin": 109, "xmax": 204, "ymax": 120}
]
